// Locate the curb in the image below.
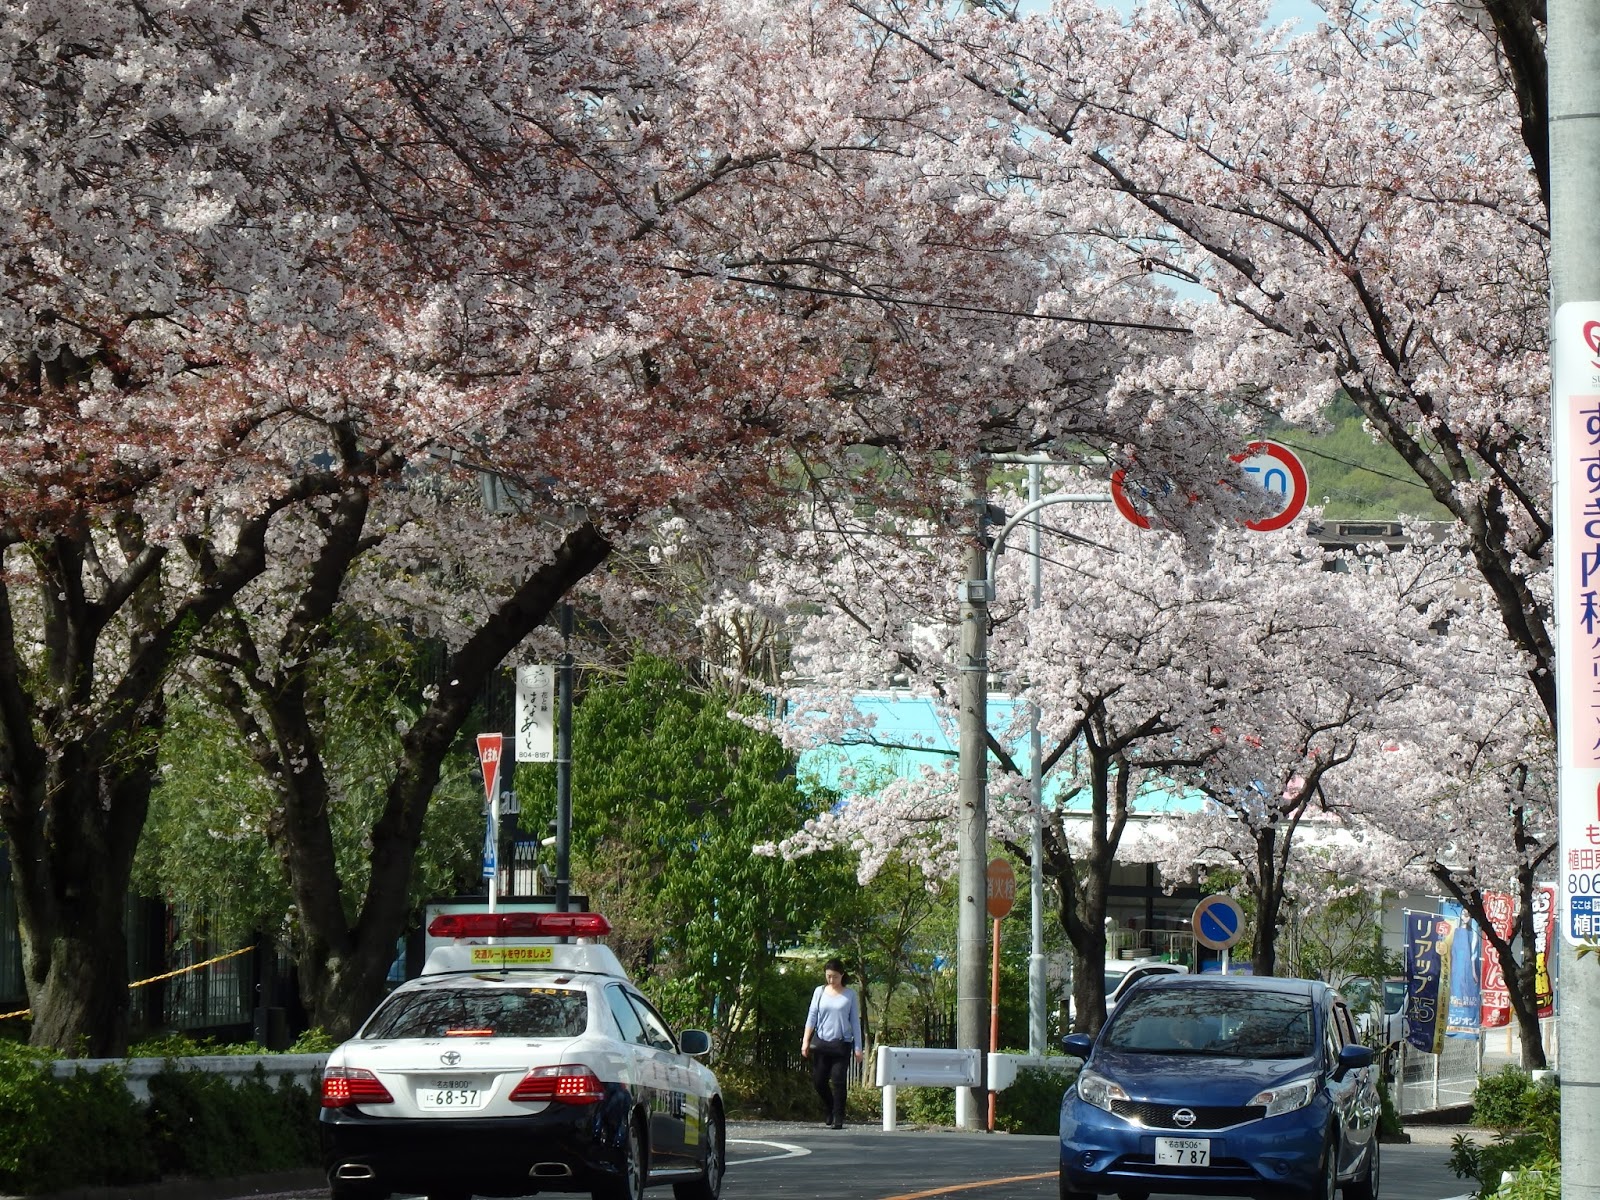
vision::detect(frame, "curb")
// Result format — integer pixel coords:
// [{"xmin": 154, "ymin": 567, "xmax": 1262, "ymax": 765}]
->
[{"xmin": 0, "ymin": 1168, "xmax": 325, "ymax": 1200}]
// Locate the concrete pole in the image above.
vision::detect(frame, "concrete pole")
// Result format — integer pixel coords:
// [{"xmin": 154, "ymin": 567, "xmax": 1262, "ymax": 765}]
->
[
  {"xmin": 956, "ymin": 465, "xmax": 990, "ymax": 1130},
  {"xmin": 1027, "ymin": 463, "xmax": 1047, "ymax": 1058},
  {"xmin": 1549, "ymin": 5, "xmax": 1600, "ymax": 1196}
]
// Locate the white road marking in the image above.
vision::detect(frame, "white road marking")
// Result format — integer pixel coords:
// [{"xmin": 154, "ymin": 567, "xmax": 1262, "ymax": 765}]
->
[{"xmin": 728, "ymin": 1138, "xmax": 811, "ymax": 1163}]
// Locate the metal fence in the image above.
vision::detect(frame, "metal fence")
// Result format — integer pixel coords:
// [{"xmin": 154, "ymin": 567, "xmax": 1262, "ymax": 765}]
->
[{"xmin": 1392, "ymin": 1018, "xmax": 1558, "ymax": 1115}]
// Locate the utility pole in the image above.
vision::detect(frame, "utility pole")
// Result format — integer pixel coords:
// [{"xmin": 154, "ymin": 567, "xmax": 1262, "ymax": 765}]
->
[
  {"xmin": 1027, "ymin": 463, "xmax": 1047, "ymax": 1058},
  {"xmin": 956, "ymin": 464, "xmax": 991, "ymax": 1131},
  {"xmin": 1549, "ymin": 4, "xmax": 1600, "ymax": 1196}
]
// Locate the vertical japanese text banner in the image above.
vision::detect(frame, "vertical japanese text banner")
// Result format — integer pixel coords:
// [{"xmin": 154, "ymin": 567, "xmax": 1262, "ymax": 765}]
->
[
  {"xmin": 1552, "ymin": 302, "xmax": 1600, "ymax": 945},
  {"xmin": 515, "ymin": 666, "xmax": 555, "ymax": 763},
  {"xmin": 1478, "ymin": 891, "xmax": 1516, "ymax": 1029},
  {"xmin": 1404, "ymin": 911, "xmax": 1451, "ymax": 1055}
]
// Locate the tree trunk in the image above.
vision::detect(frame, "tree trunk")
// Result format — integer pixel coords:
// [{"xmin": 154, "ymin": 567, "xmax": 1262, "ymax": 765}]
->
[
  {"xmin": 5, "ymin": 752, "xmax": 154, "ymax": 1057},
  {"xmin": 220, "ymin": 520, "xmax": 613, "ymax": 1038}
]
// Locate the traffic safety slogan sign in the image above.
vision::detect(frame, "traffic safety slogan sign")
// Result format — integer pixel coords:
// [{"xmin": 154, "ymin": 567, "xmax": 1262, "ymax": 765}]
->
[{"xmin": 1553, "ymin": 301, "xmax": 1600, "ymax": 945}]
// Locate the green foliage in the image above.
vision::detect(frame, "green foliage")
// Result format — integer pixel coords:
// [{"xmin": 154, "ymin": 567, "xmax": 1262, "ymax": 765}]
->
[
  {"xmin": 1267, "ymin": 396, "xmax": 1451, "ymax": 520},
  {"xmin": 713, "ymin": 1062, "xmax": 823, "ymax": 1120},
  {"xmin": 1472, "ymin": 1066, "xmax": 1557, "ymax": 1137},
  {"xmin": 900, "ymin": 1084, "xmax": 956, "ymax": 1126},
  {"xmin": 0, "ymin": 1042, "xmax": 157, "ymax": 1193},
  {"xmin": 993, "ymin": 1063, "xmax": 1077, "ymax": 1135},
  {"xmin": 146, "ymin": 1065, "xmax": 318, "ymax": 1178},
  {"xmin": 1377, "ymin": 1078, "xmax": 1402, "ymax": 1140},
  {"xmin": 289, "ymin": 1026, "xmax": 340, "ymax": 1053},
  {"xmin": 125, "ymin": 1028, "xmax": 339, "ymax": 1057},
  {"xmin": 1449, "ymin": 1067, "xmax": 1561, "ymax": 1196},
  {"xmin": 519, "ymin": 655, "xmax": 858, "ymax": 1051},
  {"xmin": 1491, "ymin": 1157, "xmax": 1561, "ymax": 1200},
  {"xmin": 137, "ymin": 624, "xmax": 484, "ymax": 945}
]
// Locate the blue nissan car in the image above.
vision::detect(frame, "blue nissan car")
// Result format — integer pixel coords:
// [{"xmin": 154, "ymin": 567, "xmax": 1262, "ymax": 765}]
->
[{"xmin": 1059, "ymin": 975, "xmax": 1379, "ymax": 1200}]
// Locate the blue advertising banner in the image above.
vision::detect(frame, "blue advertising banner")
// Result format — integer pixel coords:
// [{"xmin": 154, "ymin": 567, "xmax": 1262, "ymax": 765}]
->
[
  {"xmin": 1444, "ymin": 909, "xmax": 1482, "ymax": 1038},
  {"xmin": 1404, "ymin": 911, "xmax": 1452, "ymax": 1054}
]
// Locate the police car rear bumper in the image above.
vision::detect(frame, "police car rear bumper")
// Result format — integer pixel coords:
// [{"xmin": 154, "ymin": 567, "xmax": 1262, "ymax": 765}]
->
[{"xmin": 320, "ymin": 1102, "xmax": 627, "ymax": 1196}]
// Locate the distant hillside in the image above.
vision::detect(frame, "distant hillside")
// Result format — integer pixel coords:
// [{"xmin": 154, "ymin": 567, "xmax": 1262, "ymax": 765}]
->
[{"xmin": 1268, "ymin": 397, "xmax": 1452, "ymax": 520}]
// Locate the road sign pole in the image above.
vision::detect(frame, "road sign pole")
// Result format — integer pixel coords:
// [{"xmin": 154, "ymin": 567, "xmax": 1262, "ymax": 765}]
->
[{"xmin": 987, "ymin": 916, "xmax": 1002, "ymax": 1133}]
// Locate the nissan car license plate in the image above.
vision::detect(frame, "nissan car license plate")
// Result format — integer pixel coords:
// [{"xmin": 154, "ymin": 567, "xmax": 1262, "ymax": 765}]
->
[
  {"xmin": 418, "ymin": 1081, "xmax": 484, "ymax": 1110},
  {"xmin": 1155, "ymin": 1137, "xmax": 1210, "ymax": 1167}
]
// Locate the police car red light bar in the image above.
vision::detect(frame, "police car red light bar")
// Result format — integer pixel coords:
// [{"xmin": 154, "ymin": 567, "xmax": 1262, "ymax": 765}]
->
[{"xmin": 427, "ymin": 912, "xmax": 612, "ymax": 939}]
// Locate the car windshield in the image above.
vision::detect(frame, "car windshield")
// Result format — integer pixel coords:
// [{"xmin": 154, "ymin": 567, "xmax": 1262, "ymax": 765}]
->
[
  {"xmin": 362, "ymin": 985, "xmax": 589, "ymax": 1039},
  {"xmin": 1104, "ymin": 988, "xmax": 1315, "ymax": 1058},
  {"xmin": 1382, "ymin": 980, "xmax": 1407, "ymax": 1015}
]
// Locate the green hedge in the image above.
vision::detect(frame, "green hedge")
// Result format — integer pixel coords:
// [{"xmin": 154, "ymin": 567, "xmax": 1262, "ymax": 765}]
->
[{"xmin": 0, "ymin": 1044, "xmax": 319, "ymax": 1195}]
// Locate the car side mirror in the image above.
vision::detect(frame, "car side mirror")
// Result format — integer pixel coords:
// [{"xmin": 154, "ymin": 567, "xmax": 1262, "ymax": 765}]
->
[
  {"xmin": 1334, "ymin": 1042, "xmax": 1374, "ymax": 1078},
  {"xmin": 1062, "ymin": 1033, "xmax": 1094, "ymax": 1059},
  {"xmin": 679, "ymin": 1029, "xmax": 712, "ymax": 1057}
]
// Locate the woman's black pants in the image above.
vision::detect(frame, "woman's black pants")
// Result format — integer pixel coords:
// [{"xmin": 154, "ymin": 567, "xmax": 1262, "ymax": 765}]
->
[{"xmin": 811, "ymin": 1043, "xmax": 851, "ymax": 1125}]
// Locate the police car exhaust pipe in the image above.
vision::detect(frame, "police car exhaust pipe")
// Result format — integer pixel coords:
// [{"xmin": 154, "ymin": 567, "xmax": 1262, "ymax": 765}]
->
[
  {"xmin": 530, "ymin": 1163, "xmax": 573, "ymax": 1178},
  {"xmin": 335, "ymin": 1165, "xmax": 376, "ymax": 1181}
]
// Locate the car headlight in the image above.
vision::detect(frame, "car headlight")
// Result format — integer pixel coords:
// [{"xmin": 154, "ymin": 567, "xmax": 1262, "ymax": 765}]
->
[
  {"xmin": 1076, "ymin": 1067, "xmax": 1129, "ymax": 1113},
  {"xmin": 1248, "ymin": 1076, "xmax": 1318, "ymax": 1118}
]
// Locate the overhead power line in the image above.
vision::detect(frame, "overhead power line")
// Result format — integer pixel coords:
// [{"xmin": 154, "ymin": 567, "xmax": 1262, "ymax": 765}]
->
[{"xmin": 660, "ymin": 265, "xmax": 1194, "ymax": 334}]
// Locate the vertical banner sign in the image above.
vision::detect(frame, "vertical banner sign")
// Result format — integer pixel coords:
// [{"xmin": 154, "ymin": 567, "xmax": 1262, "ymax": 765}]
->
[
  {"xmin": 1479, "ymin": 892, "xmax": 1516, "ymax": 1029},
  {"xmin": 1553, "ymin": 301, "xmax": 1600, "ymax": 945},
  {"xmin": 477, "ymin": 733, "xmax": 502, "ymax": 881},
  {"xmin": 1445, "ymin": 913, "xmax": 1482, "ymax": 1038},
  {"xmin": 1535, "ymin": 884, "xmax": 1556, "ymax": 1017},
  {"xmin": 1404, "ymin": 911, "xmax": 1451, "ymax": 1054},
  {"xmin": 514, "ymin": 666, "xmax": 555, "ymax": 763}
]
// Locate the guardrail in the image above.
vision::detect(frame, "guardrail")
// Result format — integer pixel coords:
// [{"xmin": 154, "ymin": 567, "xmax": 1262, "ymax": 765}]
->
[
  {"xmin": 874, "ymin": 1047, "xmax": 1079, "ymax": 1131},
  {"xmin": 50, "ymin": 1053, "xmax": 329, "ymax": 1102}
]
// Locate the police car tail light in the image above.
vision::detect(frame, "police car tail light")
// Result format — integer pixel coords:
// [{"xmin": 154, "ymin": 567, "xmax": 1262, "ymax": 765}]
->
[
  {"xmin": 321, "ymin": 1067, "xmax": 395, "ymax": 1108},
  {"xmin": 427, "ymin": 912, "xmax": 613, "ymax": 939},
  {"xmin": 509, "ymin": 1064, "xmax": 606, "ymax": 1104}
]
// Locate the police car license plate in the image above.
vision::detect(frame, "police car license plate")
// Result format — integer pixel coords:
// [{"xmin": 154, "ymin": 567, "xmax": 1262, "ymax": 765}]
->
[
  {"xmin": 418, "ymin": 1081, "xmax": 485, "ymax": 1110},
  {"xmin": 1155, "ymin": 1137, "xmax": 1210, "ymax": 1166}
]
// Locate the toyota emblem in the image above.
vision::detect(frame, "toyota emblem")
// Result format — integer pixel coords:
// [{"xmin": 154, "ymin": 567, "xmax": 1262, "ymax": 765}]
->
[
  {"xmin": 1173, "ymin": 1108, "xmax": 1197, "ymax": 1128},
  {"xmin": 441, "ymin": 1051, "xmax": 462, "ymax": 1067}
]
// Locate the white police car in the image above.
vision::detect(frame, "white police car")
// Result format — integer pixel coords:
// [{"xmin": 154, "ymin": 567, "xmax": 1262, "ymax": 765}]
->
[{"xmin": 319, "ymin": 911, "xmax": 724, "ymax": 1200}]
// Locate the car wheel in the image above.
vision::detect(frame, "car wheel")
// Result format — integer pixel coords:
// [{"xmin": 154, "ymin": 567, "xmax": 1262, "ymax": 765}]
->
[
  {"xmin": 675, "ymin": 1107, "xmax": 725, "ymax": 1200},
  {"xmin": 1303, "ymin": 1139, "xmax": 1338, "ymax": 1200},
  {"xmin": 1059, "ymin": 1168, "xmax": 1096, "ymax": 1200},
  {"xmin": 1343, "ymin": 1136, "xmax": 1379, "ymax": 1200},
  {"xmin": 594, "ymin": 1115, "xmax": 647, "ymax": 1200}
]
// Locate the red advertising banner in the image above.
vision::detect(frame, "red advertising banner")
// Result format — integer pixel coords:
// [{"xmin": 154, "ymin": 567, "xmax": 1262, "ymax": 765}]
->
[{"xmin": 1479, "ymin": 892, "xmax": 1516, "ymax": 1028}]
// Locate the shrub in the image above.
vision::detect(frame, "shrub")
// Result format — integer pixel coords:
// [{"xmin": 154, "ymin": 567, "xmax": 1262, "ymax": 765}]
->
[
  {"xmin": 146, "ymin": 1064, "xmax": 318, "ymax": 1178},
  {"xmin": 1448, "ymin": 1066, "xmax": 1560, "ymax": 1196},
  {"xmin": 1473, "ymin": 1066, "xmax": 1538, "ymax": 1131},
  {"xmin": 993, "ymin": 1063, "xmax": 1076, "ymax": 1135},
  {"xmin": 0, "ymin": 1042, "xmax": 157, "ymax": 1193}
]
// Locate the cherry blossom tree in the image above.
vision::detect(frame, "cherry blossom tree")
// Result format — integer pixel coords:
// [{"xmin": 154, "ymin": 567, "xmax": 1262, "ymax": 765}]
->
[
  {"xmin": 862, "ymin": 0, "xmax": 1553, "ymax": 722},
  {"xmin": 2, "ymin": 0, "xmax": 1227, "ymax": 1048},
  {"xmin": 745, "ymin": 477, "xmax": 1425, "ymax": 1027},
  {"xmin": 1328, "ymin": 537, "xmax": 1557, "ymax": 1068}
]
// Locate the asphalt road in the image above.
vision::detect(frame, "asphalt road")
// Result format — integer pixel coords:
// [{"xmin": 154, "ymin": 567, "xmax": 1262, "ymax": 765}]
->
[{"xmin": 236, "ymin": 1122, "xmax": 1472, "ymax": 1200}]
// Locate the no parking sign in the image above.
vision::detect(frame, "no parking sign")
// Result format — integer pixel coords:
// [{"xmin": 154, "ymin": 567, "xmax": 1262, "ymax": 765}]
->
[{"xmin": 1191, "ymin": 894, "xmax": 1245, "ymax": 951}]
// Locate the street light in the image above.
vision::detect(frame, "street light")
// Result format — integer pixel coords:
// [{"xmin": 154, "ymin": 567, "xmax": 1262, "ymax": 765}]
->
[{"xmin": 956, "ymin": 457, "xmax": 1110, "ymax": 1125}]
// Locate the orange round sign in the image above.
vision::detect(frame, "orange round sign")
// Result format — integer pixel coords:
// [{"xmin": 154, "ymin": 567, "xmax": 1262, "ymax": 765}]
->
[{"xmin": 986, "ymin": 859, "xmax": 1016, "ymax": 919}]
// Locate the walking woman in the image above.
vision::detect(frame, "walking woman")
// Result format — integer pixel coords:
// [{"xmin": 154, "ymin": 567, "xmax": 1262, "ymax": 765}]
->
[{"xmin": 801, "ymin": 958, "xmax": 863, "ymax": 1129}]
